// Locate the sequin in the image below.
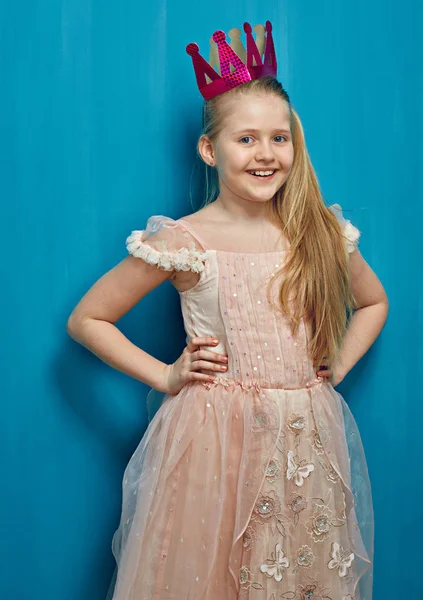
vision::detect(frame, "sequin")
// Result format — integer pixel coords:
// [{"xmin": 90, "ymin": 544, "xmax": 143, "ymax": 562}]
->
[
  {"xmin": 295, "ymin": 545, "xmax": 315, "ymax": 571},
  {"xmin": 252, "ymin": 490, "xmax": 282, "ymax": 524},
  {"xmin": 276, "ymin": 356, "xmax": 281, "ymax": 361},
  {"xmin": 233, "ymin": 293, "xmax": 237, "ymax": 297},
  {"xmin": 305, "ymin": 508, "xmax": 333, "ymax": 542},
  {"xmin": 257, "ymin": 300, "xmax": 261, "ymax": 304},
  {"xmin": 286, "ymin": 413, "xmax": 306, "ymax": 434}
]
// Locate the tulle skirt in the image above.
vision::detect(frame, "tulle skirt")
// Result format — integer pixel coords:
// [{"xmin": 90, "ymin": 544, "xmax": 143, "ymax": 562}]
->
[{"xmin": 106, "ymin": 379, "xmax": 373, "ymax": 600}]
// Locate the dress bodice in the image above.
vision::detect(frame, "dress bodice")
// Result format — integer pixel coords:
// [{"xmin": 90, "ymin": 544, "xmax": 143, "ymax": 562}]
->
[
  {"xmin": 178, "ymin": 249, "xmax": 316, "ymax": 388},
  {"xmin": 125, "ymin": 204, "xmax": 360, "ymax": 389}
]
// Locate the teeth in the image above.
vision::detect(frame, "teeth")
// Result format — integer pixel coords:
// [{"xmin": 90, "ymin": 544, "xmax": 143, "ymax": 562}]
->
[{"xmin": 250, "ymin": 170, "xmax": 275, "ymax": 177}]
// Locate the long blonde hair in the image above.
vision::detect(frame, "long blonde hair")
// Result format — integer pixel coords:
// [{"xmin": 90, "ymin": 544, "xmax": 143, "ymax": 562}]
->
[{"xmin": 198, "ymin": 76, "xmax": 356, "ymax": 367}]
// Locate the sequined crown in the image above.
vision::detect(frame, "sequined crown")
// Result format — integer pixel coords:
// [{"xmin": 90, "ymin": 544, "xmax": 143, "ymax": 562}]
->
[{"xmin": 186, "ymin": 21, "xmax": 277, "ymax": 100}]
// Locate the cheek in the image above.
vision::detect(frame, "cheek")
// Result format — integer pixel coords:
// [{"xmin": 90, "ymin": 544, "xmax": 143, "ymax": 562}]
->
[
  {"xmin": 280, "ymin": 147, "xmax": 294, "ymax": 171},
  {"xmin": 218, "ymin": 152, "xmax": 248, "ymax": 178}
]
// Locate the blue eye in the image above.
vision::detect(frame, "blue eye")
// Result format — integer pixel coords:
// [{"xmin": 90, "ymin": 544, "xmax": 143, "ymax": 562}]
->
[
  {"xmin": 274, "ymin": 135, "xmax": 287, "ymax": 142},
  {"xmin": 240, "ymin": 136, "xmax": 253, "ymax": 144}
]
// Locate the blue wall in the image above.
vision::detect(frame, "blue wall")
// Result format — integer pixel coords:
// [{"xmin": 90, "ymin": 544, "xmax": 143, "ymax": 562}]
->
[{"xmin": 2, "ymin": 1, "xmax": 421, "ymax": 598}]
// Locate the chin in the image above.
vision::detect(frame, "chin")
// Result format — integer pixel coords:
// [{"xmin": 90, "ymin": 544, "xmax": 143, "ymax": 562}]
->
[{"xmin": 246, "ymin": 189, "xmax": 279, "ymax": 203}]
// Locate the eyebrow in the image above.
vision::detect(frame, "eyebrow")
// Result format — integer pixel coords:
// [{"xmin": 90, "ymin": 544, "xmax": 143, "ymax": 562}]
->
[{"xmin": 232, "ymin": 128, "xmax": 291, "ymax": 135}]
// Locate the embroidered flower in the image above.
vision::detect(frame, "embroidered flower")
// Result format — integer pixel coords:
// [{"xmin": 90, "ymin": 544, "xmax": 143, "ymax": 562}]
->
[
  {"xmin": 326, "ymin": 463, "xmax": 341, "ymax": 483},
  {"xmin": 318, "ymin": 458, "xmax": 341, "ymax": 484},
  {"xmin": 342, "ymin": 596, "xmax": 355, "ymax": 600},
  {"xmin": 286, "ymin": 413, "xmax": 306, "ymax": 434},
  {"xmin": 251, "ymin": 404, "xmax": 279, "ymax": 435},
  {"xmin": 252, "ymin": 490, "xmax": 281, "ymax": 524},
  {"xmin": 251, "ymin": 490, "xmax": 290, "ymax": 537},
  {"xmin": 260, "ymin": 543, "xmax": 289, "ymax": 582},
  {"xmin": 293, "ymin": 577, "xmax": 333, "ymax": 600},
  {"xmin": 286, "ymin": 451, "xmax": 314, "ymax": 487},
  {"xmin": 239, "ymin": 565, "xmax": 264, "ymax": 590},
  {"xmin": 288, "ymin": 492, "xmax": 308, "ymax": 514},
  {"xmin": 310, "ymin": 428, "xmax": 325, "ymax": 455},
  {"xmin": 305, "ymin": 507, "xmax": 333, "ymax": 542},
  {"xmin": 328, "ymin": 541, "xmax": 355, "ymax": 577},
  {"xmin": 263, "ymin": 457, "xmax": 283, "ymax": 483},
  {"xmin": 287, "ymin": 492, "xmax": 307, "ymax": 526},
  {"xmin": 242, "ymin": 525, "xmax": 257, "ymax": 551},
  {"xmin": 293, "ymin": 545, "xmax": 315, "ymax": 573}
]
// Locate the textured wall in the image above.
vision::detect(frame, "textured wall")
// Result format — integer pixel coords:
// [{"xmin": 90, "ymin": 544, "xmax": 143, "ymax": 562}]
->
[{"xmin": 1, "ymin": 1, "xmax": 421, "ymax": 598}]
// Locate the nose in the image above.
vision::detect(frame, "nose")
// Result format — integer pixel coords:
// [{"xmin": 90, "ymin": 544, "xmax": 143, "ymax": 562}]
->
[{"xmin": 254, "ymin": 141, "xmax": 275, "ymax": 163}]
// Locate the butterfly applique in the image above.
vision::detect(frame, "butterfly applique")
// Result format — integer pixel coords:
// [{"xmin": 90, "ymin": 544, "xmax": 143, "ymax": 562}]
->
[
  {"xmin": 286, "ymin": 450, "xmax": 314, "ymax": 487},
  {"xmin": 328, "ymin": 541, "xmax": 355, "ymax": 577}
]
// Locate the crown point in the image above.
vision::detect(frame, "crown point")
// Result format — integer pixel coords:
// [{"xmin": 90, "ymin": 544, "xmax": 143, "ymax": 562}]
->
[
  {"xmin": 212, "ymin": 30, "xmax": 226, "ymax": 44},
  {"xmin": 243, "ymin": 22, "xmax": 252, "ymax": 34},
  {"xmin": 265, "ymin": 21, "xmax": 273, "ymax": 33},
  {"xmin": 229, "ymin": 27, "xmax": 242, "ymax": 39},
  {"xmin": 186, "ymin": 43, "xmax": 199, "ymax": 57}
]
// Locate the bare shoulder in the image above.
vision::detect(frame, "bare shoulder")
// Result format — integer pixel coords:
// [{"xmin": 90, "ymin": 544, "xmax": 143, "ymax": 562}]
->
[{"xmin": 179, "ymin": 205, "xmax": 218, "ymax": 227}]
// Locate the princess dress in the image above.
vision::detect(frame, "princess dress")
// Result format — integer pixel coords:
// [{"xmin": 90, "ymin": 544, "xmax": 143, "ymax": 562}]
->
[{"xmin": 107, "ymin": 204, "xmax": 373, "ymax": 600}]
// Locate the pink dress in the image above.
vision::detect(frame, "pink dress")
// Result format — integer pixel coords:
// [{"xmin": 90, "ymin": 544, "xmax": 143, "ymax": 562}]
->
[{"xmin": 107, "ymin": 205, "xmax": 373, "ymax": 600}]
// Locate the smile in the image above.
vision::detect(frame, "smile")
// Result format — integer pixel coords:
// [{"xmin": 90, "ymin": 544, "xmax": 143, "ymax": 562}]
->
[{"xmin": 247, "ymin": 169, "xmax": 277, "ymax": 179}]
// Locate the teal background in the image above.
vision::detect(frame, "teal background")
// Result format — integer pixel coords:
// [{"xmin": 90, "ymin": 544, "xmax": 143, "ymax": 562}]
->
[{"xmin": 2, "ymin": 1, "xmax": 421, "ymax": 598}]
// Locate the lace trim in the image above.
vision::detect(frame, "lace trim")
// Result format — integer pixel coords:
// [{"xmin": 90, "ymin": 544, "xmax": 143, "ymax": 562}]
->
[
  {"xmin": 328, "ymin": 204, "xmax": 361, "ymax": 253},
  {"xmin": 200, "ymin": 376, "xmax": 325, "ymax": 392},
  {"xmin": 126, "ymin": 231, "xmax": 207, "ymax": 273},
  {"xmin": 343, "ymin": 221, "xmax": 360, "ymax": 253}
]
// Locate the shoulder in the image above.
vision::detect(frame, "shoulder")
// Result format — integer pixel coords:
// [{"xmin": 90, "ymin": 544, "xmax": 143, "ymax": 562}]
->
[
  {"xmin": 328, "ymin": 203, "xmax": 361, "ymax": 253},
  {"xmin": 125, "ymin": 215, "xmax": 207, "ymax": 273}
]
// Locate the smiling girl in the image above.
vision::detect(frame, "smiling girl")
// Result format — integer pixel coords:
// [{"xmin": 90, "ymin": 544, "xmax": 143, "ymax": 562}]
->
[{"xmin": 67, "ymin": 21, "xmax": 387, "ymax": 600}]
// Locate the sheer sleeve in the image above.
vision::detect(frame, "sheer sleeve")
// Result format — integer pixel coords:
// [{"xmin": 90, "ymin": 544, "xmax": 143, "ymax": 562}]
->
[
  {"xmin": 125, "ymin": 215, "xmax": 207, "ymax": 273},
  {"xmin": 328, "ymin": 203, "xmax": 361, "ymax": 253}
]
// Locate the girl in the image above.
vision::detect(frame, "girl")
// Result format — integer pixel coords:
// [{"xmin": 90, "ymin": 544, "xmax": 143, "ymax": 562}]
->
[{"xmin": 67, "ymin": 21, "xmax": 388, "ymax": 600}]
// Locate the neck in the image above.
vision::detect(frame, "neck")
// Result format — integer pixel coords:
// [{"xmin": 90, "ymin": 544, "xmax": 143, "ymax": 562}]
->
[{"xmin": 212, "ymin": 192, "xmax": 274, "ymax": 224}]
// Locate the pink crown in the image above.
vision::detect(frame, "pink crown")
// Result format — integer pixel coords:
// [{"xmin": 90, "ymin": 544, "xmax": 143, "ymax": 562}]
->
[{"xmin": 186, "ymin": 21, "xmax": 277, "ymax": 100}]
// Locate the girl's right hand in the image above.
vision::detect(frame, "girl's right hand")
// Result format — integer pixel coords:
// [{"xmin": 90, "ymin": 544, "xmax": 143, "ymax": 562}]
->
[{"xmin": 160, "ymin": 336, "xmax": 228, "ymax": 395}]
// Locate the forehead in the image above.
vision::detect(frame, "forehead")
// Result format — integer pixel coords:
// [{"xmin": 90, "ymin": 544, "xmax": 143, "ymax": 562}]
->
[{"xmin": 220, "ymin": 92, "xmax": 291, "ymax": 133}]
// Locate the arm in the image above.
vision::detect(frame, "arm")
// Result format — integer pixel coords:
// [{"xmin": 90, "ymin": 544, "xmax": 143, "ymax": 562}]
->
[
  {"xmin": 66, "ymin": 255, "xmax": 175, "ymax": 392},
  {"xmin": 331, "ymin": 248, "xmax": 389, "ymax": 384}
]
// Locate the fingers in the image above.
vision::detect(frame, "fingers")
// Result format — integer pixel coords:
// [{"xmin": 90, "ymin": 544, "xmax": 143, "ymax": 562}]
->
[
  {"xmin": 186, "ymin": 337, "xmax": 228, "ymax": 377},
  {"xmin": 188, "ymin": 336, "xmax": 219, "ymax": 351},
  {"xmin": 316, "ymin": 368, "xmax": 332, "ymax": 379},
  {"xmin": 192, "ymin": 348, "xmax": 228, "ymax": 363}
]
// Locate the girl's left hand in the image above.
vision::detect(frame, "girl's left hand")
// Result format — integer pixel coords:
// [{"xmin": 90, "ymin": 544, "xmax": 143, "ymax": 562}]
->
[{"xmin": 315, "ymin": 365, "xmax": 344, "ymax": 387}]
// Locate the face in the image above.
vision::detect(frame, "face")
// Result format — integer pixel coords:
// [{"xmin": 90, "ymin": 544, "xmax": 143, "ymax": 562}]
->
[{"xmin": 201, "ymin": 92, "xmax": 294, "ymax": 205}]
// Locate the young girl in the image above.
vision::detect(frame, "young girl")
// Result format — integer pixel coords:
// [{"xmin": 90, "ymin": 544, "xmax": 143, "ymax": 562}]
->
[{"xmin": 67, "ymin": 21, "xmax": 388, "ymax": 600}]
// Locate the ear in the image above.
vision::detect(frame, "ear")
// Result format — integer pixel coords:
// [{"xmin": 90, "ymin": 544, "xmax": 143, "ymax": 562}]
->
[{"xmin": 198, "ymin": 135, "xmax": 216, "ymax": 167}]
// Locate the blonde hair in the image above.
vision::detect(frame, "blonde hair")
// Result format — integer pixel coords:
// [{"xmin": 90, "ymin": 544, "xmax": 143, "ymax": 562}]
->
[{"xmin": 197, "ymin": 76, "xmax": 356, "ymax": 367}]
